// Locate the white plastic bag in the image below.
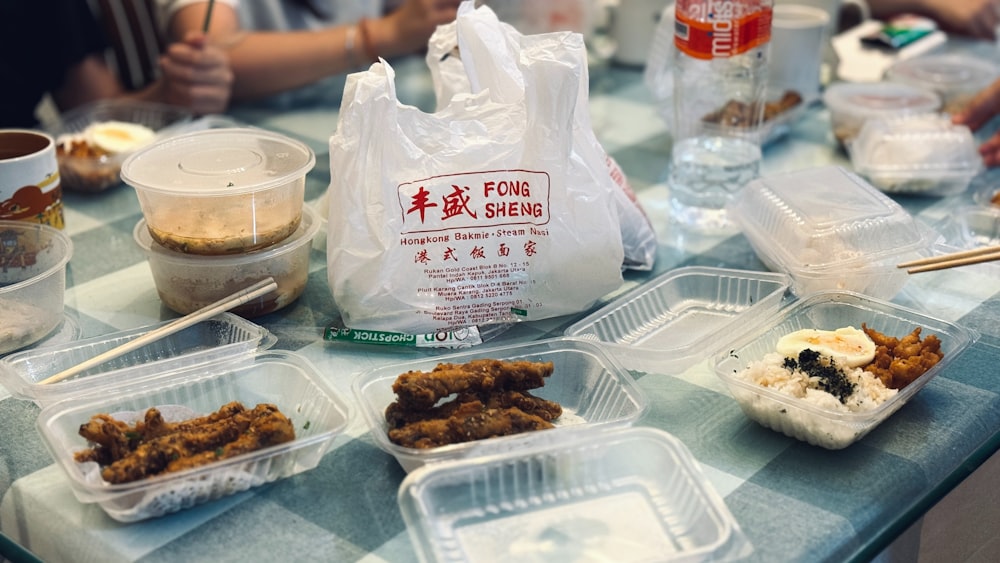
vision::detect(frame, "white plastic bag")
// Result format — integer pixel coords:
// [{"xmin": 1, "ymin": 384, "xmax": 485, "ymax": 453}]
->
[
  {"xmin": 428, "ymin": 3, "xmax": 658, "ymax": 271},
  {"xmin": 327, "ymin": 13, "xmax": 624, "ymax": 334}
]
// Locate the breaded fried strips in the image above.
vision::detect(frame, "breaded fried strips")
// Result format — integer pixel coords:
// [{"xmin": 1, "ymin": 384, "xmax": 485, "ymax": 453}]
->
[
  {"xmin": 391, "ymin": 359, "xmax": 554, "ymax": 410},
  {"xmin": 74, "ymin": 402, "xmax": 295, "ymax": 484},
  {"xmin": 388, "ymin": 401, "xmax": 554, "ymax": 449},
  {"xmin": 384, "ymin": 359, "xmax": 561, "ymax": 449}
]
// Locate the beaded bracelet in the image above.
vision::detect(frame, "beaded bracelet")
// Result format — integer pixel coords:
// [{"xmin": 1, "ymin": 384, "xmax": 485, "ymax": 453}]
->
[{"xmin": 344, "ymin": 24, "xmax": 360, "ymax": 68}]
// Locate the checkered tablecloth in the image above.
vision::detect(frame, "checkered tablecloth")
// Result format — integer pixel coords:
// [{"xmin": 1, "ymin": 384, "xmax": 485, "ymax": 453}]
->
[{"xmin": 3, "ymin": 54, "xmax": 1000, "ymax": 563}]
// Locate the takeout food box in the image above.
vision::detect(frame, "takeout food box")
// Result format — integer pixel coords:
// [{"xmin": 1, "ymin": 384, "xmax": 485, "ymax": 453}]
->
[
  {"xmin": 121, "ymin": 128, "xmax": 314, "ymax": 255},
  {"xmin": 0, "ymin": 313, "xmax": 275, "ymax": 407},
  {"xmin": 0, "ymin": 220, "xmax": 73, "ymax": 355},
  {"xmin": 353, "ymin": 337, "xmax": 649, "ymax": 473},
  {"xmin": 398, "ymin": 426, "xmax": 753, "ymax": 563},
  {"xmin": 849, "ymin": 114, "xmax": 982, "ymax": 196},
  {"xmin": 565, "ymin": 266, "xmax": 791, "ymax": 375},
  {"xmin": 727, "ymin": 165, "xmax": 936, "ymax": 299},
  {"xmin": 822, "ymin": 81, "xmax": 940, "ymax": 146},
  {"xmin": 49, "ymin": 99, "xmax": 192, "ymax": 193},
  {"xmin": 886, "ymin": 54, "xmax": 1000, "ymax": 115},
  {"xmin": 712, "ymin": 290, "xmax": 975, "ymax": 449},
  {"xmin": 36, "ymin": 350, "xmax": 351, "ymax": 522},
  {"xmin": 134, "ymin": 205, "xmax": 320, "ymax": 317}
]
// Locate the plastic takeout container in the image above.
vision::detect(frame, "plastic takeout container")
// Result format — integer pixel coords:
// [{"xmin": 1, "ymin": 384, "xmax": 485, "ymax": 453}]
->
[
  {"xmin": 972, "ymin": 181, "xmax": 1000, "ymax": 209},
  {"xmin": 712, "ymin": 291, "xmax": 975, "ymax": 449},
  {"xmin": 565, "ymin": 266, "xmax": 790, "ymax": 374},
  {"xmin": 727, "ymin": 166, "xmax": 935, "ymax": 299},
  {"xmin": 353, "ymin": 337, "xmax": 649, "ymax": 473},
  {"xmin": 49, "ymin": 99, "xmax": 193, "ymax": 193},
  {"xmin": 398, "ymin": 426, "xmax": 753, "ymax": 563},
  {"xmin": 36, "ymin": 350, "xmax": 351, "ymax": 522},
  {"xmin": 134, "ymin": 205, "xmax": 320, "ymax": 318},
  {"xmin": 122, "ymin": 128, "xmax": 315, "ymax": 255},
  {"xmin": 0, "ymin": 313, "xmax": 275, "ymax": 406},
  {"xmin": 929, "ymin": 206, "xmax": 1000, "ymax": 274},
  {"xmin": 886, "ymin": 54, "xmax": 1000, "ymax": 115},
  {"xmin": 822, "ymin": 81, "xmax": 940, "ymax": 145},
  {"xmin": 0, "ymin": 220, "xmax": 73, "ymax": 355},
  {"xmin": 849, "ymin": 114, "xmax": 982, "ymax": 196}
]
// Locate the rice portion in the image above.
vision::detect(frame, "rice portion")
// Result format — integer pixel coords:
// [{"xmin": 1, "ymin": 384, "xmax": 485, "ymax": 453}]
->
[{"xmin": 736, "ymin": 352, "xmax": 897, "ymax": 413}]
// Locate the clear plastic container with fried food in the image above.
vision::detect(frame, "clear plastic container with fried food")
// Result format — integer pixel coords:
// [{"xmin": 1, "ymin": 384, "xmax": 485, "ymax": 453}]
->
[
  {"xmin": 353, "ymin": 337, "xmax": 649, "ymax": 472},
  {"xmin": 36, "ymin": 350, "xmax": 351, "ymax": 522},
  {"xmin": 712, "ymin": 290, "xmax": 976, "ymax": 449}
]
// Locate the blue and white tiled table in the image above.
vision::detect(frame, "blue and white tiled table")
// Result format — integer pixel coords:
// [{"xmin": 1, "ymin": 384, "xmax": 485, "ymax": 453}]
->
[{"xmin": 2, "ymin": 48, "xmax": 1000, "ymax": 563}]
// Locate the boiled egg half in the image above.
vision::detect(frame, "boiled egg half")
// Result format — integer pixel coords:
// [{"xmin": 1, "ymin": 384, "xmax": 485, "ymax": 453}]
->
[
  {"xmin": 776, "ymin": 326, "xmax": 876, "ymax": 368},
  {"xmin": 85, "ymin": 121, "xmax": 156, "ymax": 154}
]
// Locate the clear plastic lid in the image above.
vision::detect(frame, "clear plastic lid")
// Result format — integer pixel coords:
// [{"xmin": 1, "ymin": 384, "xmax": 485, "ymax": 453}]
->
[
  {"xmin": 887, "ymin": 54, "xmax": 1000, "ymax": 97},
  {"xmin": 822, "ymin": 81, "xmax": 941, "ymax": 119},
  {"xmin": 120, "ymin": 128, "xmax": 315, "ymax": 195},
  {"xmin": 849, "ymin": 114, "xmax": 982, "ymax": 192},
  {"xmin": 728, "ymin": 166, "xmax": 932, "ymax": 269}
]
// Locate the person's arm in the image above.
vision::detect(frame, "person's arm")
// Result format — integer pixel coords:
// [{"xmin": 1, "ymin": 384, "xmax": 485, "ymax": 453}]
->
[
  {"xmin": 868, "ymin": 0, "xmax": 999, "ymax": 39},
  {"xmin": 49, "ymin": 54, "xmax": 126, "ymax": 113},
  {"xmin": 163, "ymin": 0, "xmax": 459, "ymax": 103},
  {"xmin": 953, "ymin": 77, "xmax": 1000, "ymax": 167}
]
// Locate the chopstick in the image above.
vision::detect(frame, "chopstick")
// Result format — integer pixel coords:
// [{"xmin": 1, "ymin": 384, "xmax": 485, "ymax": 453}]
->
[
  {"xmin": 39, "ymin": 277, "xmax": 277, "ymax": 386},
  {"xmin": 897, "ymin": 245, "xmax": 1000, "ymax": 274},
  {"xmin": 202, "ymin": 0, "xmax": 216, "ymax": 32}
]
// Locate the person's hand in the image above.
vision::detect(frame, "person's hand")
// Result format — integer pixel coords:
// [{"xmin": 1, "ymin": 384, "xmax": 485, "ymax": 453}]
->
[
  {"xmin": 920, "ymin": 0, "xmax": 1000, "ymax": 40},
  {"xmin": 378, "ymin": 0, "xmax": 463, "ymax": 57},
  {"xmin": 158, "ymin": 31, "xmax": 234, "ymax": 114},
  {"xmin": 953, "ymin": 77, "xmax": 1000, "ymax": 167}
]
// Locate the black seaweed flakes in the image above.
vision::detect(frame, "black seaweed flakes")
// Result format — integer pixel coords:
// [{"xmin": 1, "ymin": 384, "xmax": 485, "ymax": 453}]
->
[{"xmin": 784, "ymin": 349, "xmax": 856, "ymax": 403}]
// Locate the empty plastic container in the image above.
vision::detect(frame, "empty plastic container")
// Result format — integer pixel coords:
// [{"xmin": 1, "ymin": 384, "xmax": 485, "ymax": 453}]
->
[
  {"xmin": 398, "ymin": 426, "xmax": 753, "ymax": 562},
  {"xmin": 564, "ymin": 266, "xmax": 790, "ymax": 374}
]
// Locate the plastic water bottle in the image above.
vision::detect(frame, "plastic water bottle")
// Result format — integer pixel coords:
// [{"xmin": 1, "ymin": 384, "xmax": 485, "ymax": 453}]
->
[{"xmin": 668, "ymin": 0, "xmax": 773, "ymax": 232}]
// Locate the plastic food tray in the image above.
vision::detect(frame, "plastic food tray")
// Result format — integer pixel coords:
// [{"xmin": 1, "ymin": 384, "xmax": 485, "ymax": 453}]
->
[
  {"xmin": 564, "ymin": 266, "xmax": 790, "ymax": 374},
  {"xmin": 353, "ymin": 337, "xmax": 649, "ymax": 473},
  {"xmin": 398, "ymin": 426, "xmax": 753, "ymax": 563},
  {"xmin": 929, "ymin": 206, "xmax": 1000, "ymax": 274},
  {"xmin": 727, "ymin": 166, "xmax": 936, "ymax": 299},
  {"xmin": 712, "ymin": 291, "xmax": 976, "ymax": 449},
  {"xmin": 0, "ymin": 313, "xmax": 275, "ymax": 406},
  {"xmin": 849, "ymin": 114, "xmax": 982, "ymax": 196},
  {"xmin": 36, "ymin": 350, "xmax": 351, "ymax": 522}
]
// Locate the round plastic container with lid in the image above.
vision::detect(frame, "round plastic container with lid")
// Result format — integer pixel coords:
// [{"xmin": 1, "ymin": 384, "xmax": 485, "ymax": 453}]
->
[
  {"xmin": 121, "ymin": 128, "xmax": 315, "ymax": 255},
  {"xmin": 134, "ymin": 205, "xmax": 320, "ymax": 318},
  {"xmin": 886, "ymin": 54, "xmax": 1000, "ymax": 115},
  {"xmin": 822, "ymin": 81, "xmax": 940, "ymax": 146}
]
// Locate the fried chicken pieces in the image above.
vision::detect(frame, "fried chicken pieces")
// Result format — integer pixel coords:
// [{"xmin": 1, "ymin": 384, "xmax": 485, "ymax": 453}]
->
[
  {"xmin": 385, "ymin": 359, "xmax": 562, "ymax": 449},
  {"xmin": 861, "ymin": 324, "xmax": 944, "ymax": 390},
  {"xmin": 74, "ymin": 401, "xmax": 295, "ymax": 484}
]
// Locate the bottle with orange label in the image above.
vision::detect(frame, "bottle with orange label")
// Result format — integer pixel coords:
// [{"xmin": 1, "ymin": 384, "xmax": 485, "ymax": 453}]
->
[{"xmin": 667, "ymin": 0, "xmax": 773, "ymax": 233}]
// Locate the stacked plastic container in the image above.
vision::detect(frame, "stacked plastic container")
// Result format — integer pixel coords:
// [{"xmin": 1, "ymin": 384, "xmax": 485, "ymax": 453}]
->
[{"xmin": 122, "ymin": 128, "xmax": 317, "ymax": 318}]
